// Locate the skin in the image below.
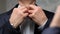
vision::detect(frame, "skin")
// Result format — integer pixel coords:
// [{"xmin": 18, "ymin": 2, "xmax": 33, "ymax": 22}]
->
[
  {"xmin": 9, "ymin": 6, "xmax": 29, "ymax": 28},
  {"xmin": 50, "ymin": 6, "xmax": 60, "ymax": 27},
  {"xmin": 9, "ymin": 0, "xmax": 36, "ymax": 28},
  {"xmin": 9, "ymin": 0, "xmax": 47, "ymax": 28},
  {"xmin": 9, "ymin": 0, "xmax": 60, "ymax": 28},
  {"xmin": 28, "ymin": 5, "xmax": 47, "ymax": 25}
]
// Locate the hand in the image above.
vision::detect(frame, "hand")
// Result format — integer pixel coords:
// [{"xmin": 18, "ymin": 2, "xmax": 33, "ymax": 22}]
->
[
  {"xmin": 50, "ymin": 6, "xmax": 60, "ymax": 27},
  {"xmin": 9, "ymin": 6, "xmax": 28, "ymax": 28},
  {"xmin": 28, "ymin": 5, "xmax": 47, "ymax": 26}
]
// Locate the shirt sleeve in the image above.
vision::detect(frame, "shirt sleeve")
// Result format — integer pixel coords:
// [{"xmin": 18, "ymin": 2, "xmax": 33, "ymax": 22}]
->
[{"xmin": 38, "ymin": 19, "xmax": 48, "ymax": 30}]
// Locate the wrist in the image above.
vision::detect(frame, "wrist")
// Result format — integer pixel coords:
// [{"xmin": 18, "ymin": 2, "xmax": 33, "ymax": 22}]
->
[
  {"xmin": 40, "ymin": 17, "xmax": 48, "ymax": 26},
  {"xmin": 10, "ymin": 23, "xmax": 16, "ymax": 28},
  {"xmin": 9, "ymin": 19, "xmax": 17, "ymax": 28}
]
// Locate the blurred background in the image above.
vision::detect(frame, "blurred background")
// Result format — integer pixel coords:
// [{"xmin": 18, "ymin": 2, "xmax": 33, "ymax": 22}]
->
[{"xmin": 0, "ymin": 0, "xmax": 60, "ymax": 14}]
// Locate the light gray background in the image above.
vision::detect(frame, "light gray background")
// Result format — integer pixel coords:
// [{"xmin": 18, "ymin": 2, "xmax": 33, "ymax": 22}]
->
[
  {"xmin": 0, "ymin": 0, "xmax": 60, "ymax": 14},
  {"xmin": 0, "ymin": 0, "xmax": 6, "ymax": 14}
]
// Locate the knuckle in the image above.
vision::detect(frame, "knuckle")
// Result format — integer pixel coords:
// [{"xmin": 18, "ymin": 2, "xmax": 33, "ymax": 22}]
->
[
  {"xmin": 36, "ymin": 7, "xmax": 40, "ymax": 10},
  {"xmin": 38, "ymin": 6, "xmax": 41, "ymax": 9},
  {"xmin": 14, "ymin": 8, "xmax": 17, "ymax": 11},
  {"xmin": 20, "ymin": 6, "xmax": 26, "ymax": 10},
  {"xmin": 18, "ymin": 12, "xmax": 22, "ymax": 15},
  {"xmin": 32, "ymin": 13, "xmax": 35, "ymax": 16},
  {"xmin": 18, "ymin": 13, "xmax": 24, "ymax": 18},
  {"xmin": 20, "ymin": 13, "xmax": 24, "ymax": 16},
  {"xmin": 13, "ymin": 8, "xmax": 18, "ymax": 12}
]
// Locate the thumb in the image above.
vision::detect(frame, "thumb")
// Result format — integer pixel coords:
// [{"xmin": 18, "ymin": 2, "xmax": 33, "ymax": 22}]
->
[
  {"xmin": 28, "ymin": 10, "xmax": 33, "ymax": 14},
  {"xmin": 23, "ymin": 13, "xmax": 28, "ymax": 17}
]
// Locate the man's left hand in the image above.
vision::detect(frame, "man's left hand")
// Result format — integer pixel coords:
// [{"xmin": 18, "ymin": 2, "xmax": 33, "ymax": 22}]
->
[{"xmin": 28, "ymin": 5, "xmax": 47, "ymax": 26}]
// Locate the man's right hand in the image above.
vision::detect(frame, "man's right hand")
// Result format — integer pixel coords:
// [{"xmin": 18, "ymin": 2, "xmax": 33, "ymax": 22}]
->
[{"xmin": 9, "ymin": 6, "xmax": 28, "ymax": 28}]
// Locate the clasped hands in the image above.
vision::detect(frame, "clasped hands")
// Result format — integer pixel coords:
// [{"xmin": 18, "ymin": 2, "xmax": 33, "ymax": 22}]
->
[
  {"xmin": 9, "ymin": 5, "xmax": 47, "ymax": 28},
  {"xmin": 9, "ymin": 4, "xmax": 60, "ymax": 28}
]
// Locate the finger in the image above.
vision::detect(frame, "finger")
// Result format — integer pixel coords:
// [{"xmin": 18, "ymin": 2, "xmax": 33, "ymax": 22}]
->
[
  {"xmin": 37, "ymin": 6, "xmax": 42, "ymax": 10},
  {"xmin": 15, "ymin": 8, "xmax": 28, "ymax": 15},
  {"xmin": 29, "ymin": 5, "xmax": 37, "ymax": 10},
  {"xmin": 28, "ymin": 10, "xmax": 33, "ymax": 14},
  {"xmin": 29, "ymin": 13, "xmax": 34, "ymax": 18},
  {"xmin": 18, "ymin": 6, "xmax": 27, "ymax": 10},
  {"xmin": 28, "ymin": 11, "xmax": 36, "ymax": 18},
  {"xmin": 22, "ymin": 8, "xmax": 28, "ymax": 13},
  {"xmin": 18, "ymin": 7, "xmax": 28, "ymax": 13},
  {"xmin": 23, "ymin": 13, "xmax": 28, "ymax": 17}
]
